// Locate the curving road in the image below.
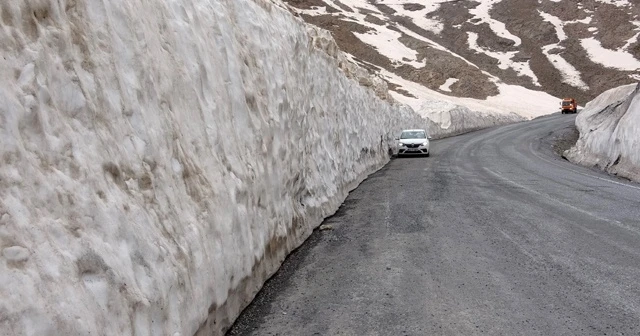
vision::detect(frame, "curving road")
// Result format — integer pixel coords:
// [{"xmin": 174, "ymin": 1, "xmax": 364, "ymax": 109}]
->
[{"xmin": 228, "ymin": 114, "xmax": 640, "ymax": 336}]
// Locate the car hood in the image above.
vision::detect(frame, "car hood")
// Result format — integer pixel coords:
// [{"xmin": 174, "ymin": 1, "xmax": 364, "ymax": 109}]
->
[{"xmin": 400, "ymin": 139, "xmax": 428, "ymax": 145}]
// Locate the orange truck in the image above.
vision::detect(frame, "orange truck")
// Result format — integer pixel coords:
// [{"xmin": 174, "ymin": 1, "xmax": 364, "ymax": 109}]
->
[{"xmin": 561, "ymin": 98, "xmax": 578, "ymax": 114}]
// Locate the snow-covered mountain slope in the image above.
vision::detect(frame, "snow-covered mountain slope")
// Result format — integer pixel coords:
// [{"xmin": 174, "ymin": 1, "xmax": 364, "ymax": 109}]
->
[
  {"xmin": 283, "ymin": 0, "xmax": 640, "ymax": 117},
  {"xmin": 565, "ymin": 83, "xmax": 640, "ymax": 181},
  {"xmin": 0, "ymin": 0, "xmax": 443, "ymax": 335}
]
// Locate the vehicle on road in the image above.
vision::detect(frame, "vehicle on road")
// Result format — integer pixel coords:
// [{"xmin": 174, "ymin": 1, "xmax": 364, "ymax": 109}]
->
[
  {"xmin": 561, "ymin": 98, "xmax": 578, "ymax": 114},
  {"xmin": 395, "ymin": 129, "xmax": 431, "ymax": 157}
]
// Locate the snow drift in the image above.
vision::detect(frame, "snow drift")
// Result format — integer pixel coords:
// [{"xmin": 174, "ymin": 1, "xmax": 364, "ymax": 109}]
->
[
  {"xmin": 564, "ymin": 83, "xmax": 640, "ymax": 181},
  {"xmin": 0, "ymin": 0, "xmax": 434, "ymax": 335}
]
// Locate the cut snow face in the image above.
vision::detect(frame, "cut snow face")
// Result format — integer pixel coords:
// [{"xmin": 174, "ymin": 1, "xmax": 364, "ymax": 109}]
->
[
  {"xmin": 283, "ymin": 0, "xmax": 640, "ymax": 108},
  {"xmin": 565, "ymin": 83, "xmax": 640, "ymax": 182},
  {"xmin": 0, "ymin": 0, "xmax": 437, "ymax": 335}
]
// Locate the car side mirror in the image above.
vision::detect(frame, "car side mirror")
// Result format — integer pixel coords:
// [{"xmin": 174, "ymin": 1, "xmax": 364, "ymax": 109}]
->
[{"xmin": 428, "ymin": 136, "xmax": 432, "ymax": 140}]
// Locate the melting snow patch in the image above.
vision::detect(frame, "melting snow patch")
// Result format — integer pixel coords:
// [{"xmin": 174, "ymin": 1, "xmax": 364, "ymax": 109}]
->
[
  {"xmin": 537, "ymin": 10, "xmax": 588, "ymax": 90},
  {"xmin": 594, "ymin": 0, "xmax": 631, "ymax": 7},
  {"xmin": 581, "ymin": 37, "xmax": 640, "ymax": 71},
  {"xmin": 297, "ymin": 6, "xmax": 330, "ymax": 15},
  {"xmin": 467, "ymin": 32, "xmax": 540, "ymax": 86},
  {"xmin": 539, "ymin": 11, "xmax": 567, "ymax": 41},
  {"xmin": 379, "ymin": 69, "xmax": 558, "ymax": 119},
  {"xmin": 439, "ymin": 78, "xmax": 459, "ymax": 92},
  {"xmin": 354, "ymin": 28, "xmax": 424, "ymax": 68},
  {"xmin": 542, "ymin": 46, "xmax": 589, "ymax": 90},
  {"xmin": 378, "ymin": 0, "xmax": 449, "ymax": 34},
  {"xmin": 468, "ymin": 0, "xmax": 522, "ymax": 47},
  {"xmin": 396, "ymin": 25, "xmax": 480, "ymax": 69}
]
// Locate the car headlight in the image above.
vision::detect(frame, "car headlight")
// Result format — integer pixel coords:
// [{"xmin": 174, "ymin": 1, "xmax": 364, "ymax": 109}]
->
[
  {"xmin": 399, "ymin": 142, "xmax": 406, "ymax": 147},
  {"xmin": 422, "ymin": 142, "xmax": 428, "ymax": 146}
]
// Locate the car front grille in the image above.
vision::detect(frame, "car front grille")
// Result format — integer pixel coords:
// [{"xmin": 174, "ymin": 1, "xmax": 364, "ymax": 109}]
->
[{"xmin": 405, "ymin": 144, "xmax": 420, "ymax": 148}]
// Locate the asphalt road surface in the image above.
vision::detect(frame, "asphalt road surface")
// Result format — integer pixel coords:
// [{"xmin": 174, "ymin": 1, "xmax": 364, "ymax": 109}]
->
[{"xmin": 228, "ymin": 114, "xmax": 640, "ymax": 336}]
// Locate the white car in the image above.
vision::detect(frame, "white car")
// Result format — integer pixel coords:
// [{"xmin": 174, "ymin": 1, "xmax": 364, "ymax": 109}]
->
[{"xmin": 395, "ymin": 129, "xmax": 431, "ymax": 157}]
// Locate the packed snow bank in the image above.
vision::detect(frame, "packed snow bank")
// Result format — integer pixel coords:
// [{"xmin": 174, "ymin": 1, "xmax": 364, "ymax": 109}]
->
[
  {"xmin": 564, "ymin": 83, "xmax": 640, "ymax": 181},
  {"xmin": 0, "ymin": 0, "xmax": 431, "ymax": 335}
]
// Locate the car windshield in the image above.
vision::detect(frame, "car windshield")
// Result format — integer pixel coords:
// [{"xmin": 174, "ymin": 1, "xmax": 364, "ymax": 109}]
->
[
  {"xmin": 562, "ymin": 101, "xmax": 572, "ymax": 106},
  {"xmin": 400, "ymin": 131, "xmax": 426, "ymax": 139}
]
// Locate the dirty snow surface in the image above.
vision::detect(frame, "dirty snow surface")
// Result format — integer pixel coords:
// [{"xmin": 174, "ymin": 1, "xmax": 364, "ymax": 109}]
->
[
  {"xmin": 0, "ymin": 0, "xmax": 436, "ymax": 335},
  {"xmin": 565, "ymin": 83, "xmax": 640, "ymax": 181}
]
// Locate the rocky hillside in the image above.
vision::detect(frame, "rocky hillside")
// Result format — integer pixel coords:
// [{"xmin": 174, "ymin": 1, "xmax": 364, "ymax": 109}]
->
[{"xmin": 283, "ymin": 0, "xmax": 640, "ymax": 115}]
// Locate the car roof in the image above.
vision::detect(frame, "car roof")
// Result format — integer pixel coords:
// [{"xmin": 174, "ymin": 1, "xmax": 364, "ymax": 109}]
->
[{"xmin": 401, "ymin": 129, "xmax": 426, "ymax": 132}]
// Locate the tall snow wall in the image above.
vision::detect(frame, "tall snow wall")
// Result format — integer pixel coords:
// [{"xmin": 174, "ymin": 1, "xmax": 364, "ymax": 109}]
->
[
  {"xmin": 0, "ymin": 0, "xmax": 430, "ymax": 335},
  {"xmin": 564, "ymin": 83, "xmax": 640, "ymax": 181}
]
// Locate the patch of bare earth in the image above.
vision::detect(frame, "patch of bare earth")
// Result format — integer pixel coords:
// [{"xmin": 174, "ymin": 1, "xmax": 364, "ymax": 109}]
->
[
  {"xmin": 293, "ymin": 1, "xmax": 499, "ymax": 99},
  {"xmin": 371, "ymin": 2, "xmax": 502, "ymax": 98},
  {"xmin": 493, "ymin": 0, "xmax": 637, "ymax": 102},
  {"xmin": 364, "ymin": 15, "xmax": 385, "ymax": 26},
  {"xmin": 559, "ymin": 37, "xmax": 635, "ymax": 102},
  {"xmin": 331, "ymin": 0, "xmax": 353, "ymax": 13},
  {"xmin": 423, "ymin": 1, "xmax": 544, "ymax": 89},
  {"xmin": 538, "ymin": 0, "xmax": 589, "ymax": 21},
  {"xmin": 396, "ymin": 34, "xmax": 499, "ymax": 99},
  {"xmin": 388, "ymin": 83, "xmax": 417, "ymax": 99},
  {"xmin": 492, "ymin": 0, "xmax": 586, "ymax": 98},
  {"xmin": 300, "ymin": 14, "xmax": 392, "ymax": 69},
  {"xmin": 629, "ymin": 41, "xmax": 640, "ymax": 59},
  {"xmin": 554, "ymin": 125, "xmax": 580, "ymax": 157},
  {"xmin": 403, "ymin": 4, "xmax": 425, "ymax": 12},
  {"xmin": 285, "ymin": 0, "xmax": 340, "ymax": 13},
  {"xmin": 592, "ymin": 3, "xmax": 637, "ymax": 50}
]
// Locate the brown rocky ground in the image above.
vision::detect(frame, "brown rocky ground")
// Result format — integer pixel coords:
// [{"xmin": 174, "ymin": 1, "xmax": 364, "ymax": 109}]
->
[{"xmin": 282, "ymin": 0, "xmax": 640, "ymax": 105}]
